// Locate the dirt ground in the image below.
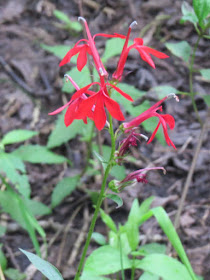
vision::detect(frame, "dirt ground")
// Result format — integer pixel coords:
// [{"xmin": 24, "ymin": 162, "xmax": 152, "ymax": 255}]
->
[{"xmin": 0, "ymin": 0, "xmax": 209, "ymax": 279}]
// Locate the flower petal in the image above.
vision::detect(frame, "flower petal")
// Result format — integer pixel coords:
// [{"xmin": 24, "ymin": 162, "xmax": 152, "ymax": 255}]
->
[
  {"xmin": 93, "ymin": 33, "xmax": 126, "ymax": 39},
  {"xmin": 142, "ymin": 46, "xmax": 169, "ymax": 59},
  {"xmin": 107, "ymin": 83, "xmax": 133, "ymax": 101},
  {"xmin": 135, "ymin": 47, "xmax": 155, "ymax": 68},
  {"xmin": 104, "ymin": 95, "xmax": 125, "ymax": 121},
  {"xmin": 77, "ymin": 46, "xmax": 88, "ymax": 71},
  {"xmin": 48, "ymin": 100, "xmax": 71, "ymax": 115},
  {"xmin": 59, "ymin": 46, "xmax": 81, "ymax": 67},
  {"xmin": 93, "ymin": 95, "xmax": 106, "ymax": 130}
]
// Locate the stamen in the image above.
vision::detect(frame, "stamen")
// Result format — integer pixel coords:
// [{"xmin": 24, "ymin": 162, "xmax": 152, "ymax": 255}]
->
[
  {"xmin": 99, "ymin": 67, "xmax": 105, "ymax": 76},
  {"xmin": 78, "ymin": 16, "xmax": 86, "ymax": 23},
  {"xmin": 167, "ymin": 93, "xmax": 179, "ymax": 102},
  {"xmin": 130, "ymin": 21, "xmax": 138, "ymax": 28},
  {"xmin": 140, "ymin": 134, "xmax": 149, "ymax": 141}
]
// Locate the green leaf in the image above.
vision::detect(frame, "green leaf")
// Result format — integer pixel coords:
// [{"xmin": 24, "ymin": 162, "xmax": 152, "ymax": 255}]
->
[
  {"xmin": 200, "ymin": 68, "xmax": 210, "ymax": 80},
  {"xmin": 0, "ymin": 244, "xmax": 7, "ymax": 271},
  {"xmin": 135, "ymin": 254, "xmax": 192, "ymax": 280},
  {"xmin": 125, "ymin": 222, "xmax": 139, "ymax": 251},
  {"xmin": 165, "ymin": 41, "xmax": 192, "ymax": 62},
  {"xmin": 193, "ymin": 0, "xmax": 210, "ymax": 27},
  {"xmin": 139, "ymin": 207, "xmax": 197, "ymax": 280},
  {"xmin": 150, "ymin": 85, "xmax": 178, "ymax": 99},
  {"xmin": 106, "ymin": 194, "xmax": 123, "ymax": 208},
  {"xmin": 203, "ymin": 94, "xmax": 210, "ymax": 106},
  {"xmin": 180, "ymin": 1, "xmax": 198, "ymax": 25},
  {"xmin": 110, "ymin": 165, "xmax": 126, "ymax": 180},
  {"xmin": 138, "ymin": 196, "xmax": 155, "ymax": 222},
  {"xmin": 53, "ymin": 10, "xmax": 82, "ymax": 32},
  {"xmin": 100, "ymin": 209, "xmax": 117, "ymax": 233},
  {"xmin": 40, "ymin": 44, "xmax": 76, "ymax": 62},
  {"xmin": 1, "ymin": 130, "xmax": 38, "ymax": 145},
  {"xmin": 139, "ymin": 272, "xmax": 159, "ymax": 280},
  {"xmin": 91, "ymin": 232, "xmax": 107, "ymax": 246},
  {"xmin": 81, "ymin": 271, "xmax": 111, "ymax": 280},
  {"xmin": 0, "ymin": 186, "xmax": 45, "ymax": 255},
  {"xmin": 0, "ymin": 225, "xmax": 6, "ymax": 237},
  {"xmin": 83, "ymin": 245, "xmax": 131, "ymax": 275},
  {"xmin": 128, "ymin": 199, "xmax": 140, "ymax": 225},
  {"xmin": 4, "ymin": 268, "xmax": 26, "ymax": 280},
  {"xmin": 102, "ymin": 38, "xmax": 127, "ymax": 63},
  {"xmin": 133, "ymin": 243, "xmax": 166, "ymax": 256},
  {"xmin": 62, "ymin": 67, "xmax": 94, "ymax": 94},
  {"xmin": 25, "ymin": 199, "xmax": 52, "ymax": 216},
  {"xmin": 47, "ymin": 113, "xmax": 93, "ymax": 148},
  {"xmin": 51, "ymin": 176, "xmax": 79, "ymax": 208},
  {"xmin": 12, "ymin": 145, "xmax": 67, "ymax": 164},
  {"xmin": 20, "ymin": 249, "xmax": 64, "ymax": 280},
  {"xmin": 93, "ymin": 151, "xmax": 108, "ymax": 171},
  {"xmin": 0, "ymin": 153, "xmax": 30, "ymax": 198}
]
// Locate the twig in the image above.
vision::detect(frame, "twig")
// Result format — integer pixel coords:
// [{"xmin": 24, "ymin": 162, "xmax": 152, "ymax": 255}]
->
[
  {"xmin": 4, "ymin": 242, "xmax": 21, "ymax": 271},
  {"xmin": 174, "ymin": 112, "xmax": 209, "ymax": 230}
]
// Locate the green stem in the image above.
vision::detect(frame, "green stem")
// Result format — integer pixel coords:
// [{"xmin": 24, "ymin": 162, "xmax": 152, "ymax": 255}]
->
[
  {"xmin": 119, "ymin": 235, "xmax": 125, "ymax": 280},
  {"xmin": 74, "ymin": 114, "xmax": 116, "ymax": 280},
  {"xmin": 131, "ymin": 255, "xmax": 136, "ymax": 280},
  {"xmin": 189, "ymin": 35, "xmax": 203, "ymax": 126}
]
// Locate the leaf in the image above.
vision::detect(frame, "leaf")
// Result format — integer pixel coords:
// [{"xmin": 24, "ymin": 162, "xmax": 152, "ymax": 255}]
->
[
  {"xmin": 93, "ymin": 151, "xmax": 108, "ymax": 171},
  {"xmin": 20, "ymin": 249, "xmax": 64, "ymax": 280},
  {"xmin": 200, "ymin": 68, "xmax": 210, "ymax": 81},
  {"xmin": 51, "ymin": 176, "xmax": 79, "ymax": 208},
  {"xmin": 138, "ymin": 196, "xmax": 155, "ymax": 221},
  {"xmin": 81, "ymin": 271, "xmax": 111, "ymax": 280},
  {"xmin": 0, "ymin": 186, "xmax": 45, "ymax": 255},
  {"xmin": 0, "ymin": 225, "xmax": 6, "ymax": 237},
  {"xmin": 4, "ymin": 268, "xmax": 26, "ymax": 280},
  {"xmin": 193, "ymin": 0, "xmax": 210, "ymax": 27},
  {"xmin": 135, "ymin": 254, "xmax": 192, "ymax": 280},
  {"xmin": 133, "ymin": 243, "xmax": 166, "ymax": 256},
  {"xmin": 1, "ymin": 130, "xmax": 38, "ymax": 145},
  {"xmin": 138, "ymin": 207, "xmax": 197, "ymax": 280},
  {"xmin": 203, "ymin": 94, "xmax": 210, "ymax": 106},
  {"xmin": 91, "ymin": 232, "xmax": 107, "ymax": 246},
  {"xmin": 47, "ymin": 113, "xmax": 93, "ymax": 148},
  {"xmin": 0, "ymin": 244, "xmax": 7, "ymax": 271},
  {"xmin": 0, "ymin": 153, "xmax": 30, "ymax": 198},
  {"xmin": 110, "ymin": 165, "xmax": 126, "ymax": 180},
  {"xmin": 25, "ymin": 199, "xmax": 52, "ymax": 216},
  {"xmin": 83, "ymin": 245, "xmax": 131, "ymax": 275},
  {"xmin": 180, "ymin": 1, "xmax": 198, "ymax": 25},
  {"xmin": 100, "ymin": 209, "xmax": 117, "ymax": 233},
  {"xmin": 40, "ymin": 44, "xmax": 76, "ymax": 63},
  {"xmin": 102, "ymin": 38, "xmax": 125, "ymax": 63},
  {"xmin": 139, "ymin": 272, "xmax": 159, "ymax": 280},
  {"xmin": 53, "ymin": 10, "xmax": 82, "ymax": 32},
  {"xmin": 125, "ymin": 222, "xmax": 139, "ymax": 251},
  {"xmin": 165, "ymin": 41, "xmax": 192, "ymax": 62},
  {"xmin": 62, "ymin": 67, "xmax": 93, "ymax": 94},
  {"xmin": 12, "ymin": 145, "xmax": 67, "ymax": 164},
  {"xmin": 150, "ymin": 85, "xmax": 178, "ymax": 99},
  {"xmin": 106, "ymin": 194, "xmax": 123, "ymax": 208}
]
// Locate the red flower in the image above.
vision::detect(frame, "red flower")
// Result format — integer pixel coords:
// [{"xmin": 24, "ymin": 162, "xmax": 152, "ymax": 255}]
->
[
  {"xmin": 123, "ymin": 94, "xmax": 178, "ymax": 149},
  {"xmin": 71, "ymin": 77, "xmax": 133, "ymax": 130},
  {"xmin": 59, "ymin": 17, "xmax": 107, "ymax": 77}
]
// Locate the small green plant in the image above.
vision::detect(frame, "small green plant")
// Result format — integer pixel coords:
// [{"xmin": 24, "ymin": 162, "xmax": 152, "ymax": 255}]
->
[{"xmin": 165, "ymin": 0, "xmax": 210, "ymax": 125}]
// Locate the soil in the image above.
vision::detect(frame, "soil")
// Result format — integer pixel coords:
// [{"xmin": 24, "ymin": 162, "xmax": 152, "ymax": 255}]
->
[{"xmin": 0, "ymin": 0, "xmax": 209, "ymax": 279}]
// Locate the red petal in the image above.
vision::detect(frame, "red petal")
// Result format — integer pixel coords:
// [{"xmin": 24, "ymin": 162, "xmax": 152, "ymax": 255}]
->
[
  {"xmin": 142, "ymin": 46, "xmax": 169, "ymax": 59},
  {"xmin": 59, "ymin": 46, "xmax": 81, "ymax": 67},
  {"xmin": 107, "ymin": 83, "xmax": 133, "ymax": 101},
  {"xmin": 135, "ymin": 47, "xmax": 155, "ymax": 68},
  {"xmin": 104, "ymin": 96, "xmax": 124, "ymax": 121},
  {"xmin": 162, "ymin": 114, "xmax": 175, "ymax": 129},
  {"xmin": 77, "ymin": 46, "xmax": 88, "ymax": 71},
  {"xmin": 48, "ymin": 101, "xmax": 71, "ymax": 115},
  {"xmin": 134, "ymin": 38, "xmax": 144, "ymax": 45},
  {"xmin": 93, "ymin": 33, "xmax": 126, "ymax": 40},
  {"xmin": 94, "ymin": 95, "xmax": 106, "ymax": 130},
  {"xmin": 64, "ymin": 101, "xmax": 78, "ymax": 126},
  {"xmin": 147, "ymin": 121, "xmax": 161, "ymax": 144},
  {"xmin": 71, "ymin": 83, "xmax": 98, "ymax": 101}
]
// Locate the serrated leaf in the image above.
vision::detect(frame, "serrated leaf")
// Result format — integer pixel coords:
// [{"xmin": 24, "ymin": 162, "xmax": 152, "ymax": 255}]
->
[
  {"xmin": 51, "ymin": 176, "xmax": 79, "ymax": 208},
  {"xmin": 180, "ymin": 1, "xmax": 198, "ymax": 25},
  {"xmin": 165, "ymin": 41, "xmax": 192, "ymax": 62},
  {"xmin": 91, "ymin": 232, "xmax": 107, "ymax": 246},
  {"xmin": 100, "ymin": 209, "xmax": 117, "ymax": 233},
  {"xmin": 20, "ymin": 249, "xmax": 64, "ymax": 280},
  {"xmin": 4, "ymin": 268, "xmax": 26, "ymax": 280},
  {"xmin": 106, "ymin": 194, "xmax": 123, "ymax": 208},
  {"xmin": 47, "ymin": 113, "xmax": 93, "ymax": 148},
  {"xmin": 135, "ymin": 254, "xmax": 192, "ymax": 280},
  {"xmin": 1, "ymin": 130, "xmax": 38, "ymax": 145},
  {"xmin": 83, "ymin": 245, "xmax": 131, "ymax": 275},
  {"xmin": 0, "ymin": 153, "xmax": 30, "ymax": 198},
  {"xmin": 12, "ymin": 145, "xmax": 67, "ymax": 164},
  {"xmin": 25, "ymin": 199, "xmax": 52, "ymax": 216},
  {"xmin": 200, "ymin": 68, "xmax": 210, "ymax": 80},
  {"xmin": 193, "ymin": 0, "xmax": 210, "ymax": 27}
]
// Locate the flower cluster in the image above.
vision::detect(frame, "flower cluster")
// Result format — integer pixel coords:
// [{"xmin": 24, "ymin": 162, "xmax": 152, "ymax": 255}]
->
[{"xmin": 50, "ymin": 17, "xmax": 177, "ymax": 147}]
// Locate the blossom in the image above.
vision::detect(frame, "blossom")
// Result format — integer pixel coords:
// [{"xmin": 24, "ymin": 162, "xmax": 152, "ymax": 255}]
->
[
  {"xmin": 103, "ymin": 22, "xmax": 169, "ymax": 81},
  {"xmin": 49, "ymin": 75, "xmax": 91, "ymax": 126},
  {"xmin": 59, "ymin": 17, "xmax": 107, "ymax": 77},
  {"xmin": 71, "ymin": 77, "xmax": 133, "ymax": 130},
  {"xmin": 123, "ymin": 94, "xmax": 179, "ymax": 149},
  {"xmin": 109, "ymin": 167, "xmax": 165, "ymax": 192}
]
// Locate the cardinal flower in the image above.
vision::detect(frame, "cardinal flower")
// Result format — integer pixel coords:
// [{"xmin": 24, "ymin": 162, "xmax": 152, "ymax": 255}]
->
[
  {"xmin": 97, "ymin": 21, "xmax": 169, "ymax": 81},
  {"xmin": 109, "ymin": 167, "xmax": 166, "ymax": 192},
  {"xmin": 70, "ymin": 77, "xmax": 133, "ymax": 130},
  {"xmin": 123, "ymin": 94, "xmax": 179, "ymax": 149},
  {"xmin": 59, "ymin": 17, "xmax": 107, "ymax": 77}
]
